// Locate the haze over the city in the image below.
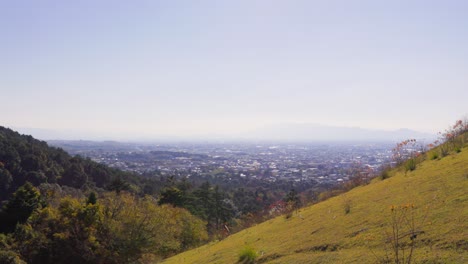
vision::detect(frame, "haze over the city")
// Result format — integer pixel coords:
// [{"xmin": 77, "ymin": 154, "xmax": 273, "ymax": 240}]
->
[{"xmin": 1, "ymin": 1, "xmax": 467, "ymax": 140}]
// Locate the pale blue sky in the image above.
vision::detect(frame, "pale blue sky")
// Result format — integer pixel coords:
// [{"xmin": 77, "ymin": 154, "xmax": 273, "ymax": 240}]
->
[{"xmin": 1, "ymin": 1, "xmax": 467, "ymax": 139}]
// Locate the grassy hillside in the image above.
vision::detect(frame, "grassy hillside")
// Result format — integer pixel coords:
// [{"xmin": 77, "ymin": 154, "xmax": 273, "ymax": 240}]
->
[{"xmin": 163, "ymin": 146, "xmax": 468, "ymax": 263}]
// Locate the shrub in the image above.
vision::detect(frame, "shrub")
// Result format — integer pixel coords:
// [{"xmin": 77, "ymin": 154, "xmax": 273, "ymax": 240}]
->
[
  {"xmin": 379, "ymin": 165, "xmax": 392, "ymax": 180},
  {"xmin": 382, "ymin": 204, "xmax": 426, "ymax": 264},
  {"xmin": 439, "ymin": 145, "xmax": 449, "ymax": 157},
  {"xmin": 380, "ymin": 170, "xmax": 390, "ymax": 180},
  {"xmin": 405, "ymin": 159, "xmax": 416, "ymax": 172},
  {"xmin": 238, "ymin": 245, "xmax": 258, "ymax": 264},
  {"xmin": 429, "ymin": 152, "xmax": 439, "ymax": 160},
  {"xmin": 344, "ymin": 201, "xmax": 351, "ymax": 214},
  {"xmin": 454, "ymin": 146, "xmax": 461, "ymax": 153}
]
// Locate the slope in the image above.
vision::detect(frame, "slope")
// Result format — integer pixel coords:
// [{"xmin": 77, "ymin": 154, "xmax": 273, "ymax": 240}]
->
[
  {"xmin": 162, "ymin": 146, "xmax": 468, "ymax": 263},
  {"xmin": 0, "ymin": 126, "xmax": 144, "ymax": 201}
]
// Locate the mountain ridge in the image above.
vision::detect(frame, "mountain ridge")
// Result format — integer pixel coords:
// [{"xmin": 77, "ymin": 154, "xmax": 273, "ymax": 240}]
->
[
  {"xmin": 246, "ymin": 123, "xmax": 435, "ymax": 142},
  {"xmin": 11, "ymin": 124, "xmax": 434, "ymax": 142}
]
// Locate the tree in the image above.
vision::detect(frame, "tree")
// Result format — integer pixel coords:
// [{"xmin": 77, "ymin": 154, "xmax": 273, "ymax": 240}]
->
[
  {"xmin": 100, "ymin": 192, "xmax": 207, "ymax": 261},
  {"xmin": 191, "ymin": 182, "xmax": 214, "ymax": 221},
  {"xmin": 86, "ymin": 192, "xmax": 97, "ymax": 205},
  {"xmin": 0, "ymin": 166, "xmax": 13, "ymax": 196},
  {"xmin": 233, "ymin": 188, "xmax": 263, "ymax": 216},
  {"xmin": 158, "ymin": 187, "xmax": 185, "ymax": 207},
  {"xmin": 14, "ymin": 196, "xmax": 104, "ymax": 264},
  {"xmin": 0, "ymin": 182, "xmax": 43, "ymax": 233},
  {"xmin": 107, "ymin": 177, "xmax": 130, "ymax": 194},
  {"xmin": 211, "ymin": 185, "xmax": 234, "ymax": 231},
  {"xmin": 284, "ymin": 188, "xmax": 301, "ymax": 213},
  {"xmin": 61, "ymin": 162, "xmax": 88, "ymax": 188}
]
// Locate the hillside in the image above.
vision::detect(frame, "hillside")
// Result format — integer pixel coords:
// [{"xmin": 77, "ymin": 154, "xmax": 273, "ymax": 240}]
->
[
  {"xmin": 163, "ymin": 146, "xmax": 468, "ymax": 263},
  {"xmin": 0, "ymin": 126, "xmax": 146, "ymax": 201},
  {"xmin": 0, "ymin": 128, "xmax": 210, "ymax": 263}
]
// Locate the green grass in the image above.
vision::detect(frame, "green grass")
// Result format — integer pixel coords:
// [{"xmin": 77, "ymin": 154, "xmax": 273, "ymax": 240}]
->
[{"xmin": 162, "ymin": 147, "xmax": 468, "ymax": 264}]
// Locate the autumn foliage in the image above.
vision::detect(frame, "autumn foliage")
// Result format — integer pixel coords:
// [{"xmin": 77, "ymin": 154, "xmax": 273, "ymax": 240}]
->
[{"xmin": 0, "ymin": 185, "xmax": 208, "ymax": 263}]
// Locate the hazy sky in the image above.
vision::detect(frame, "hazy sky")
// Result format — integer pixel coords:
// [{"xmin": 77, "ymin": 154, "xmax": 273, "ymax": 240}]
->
[{"xmin": 1, "ymin": 0, "xmax": 467, "ymax": 139}]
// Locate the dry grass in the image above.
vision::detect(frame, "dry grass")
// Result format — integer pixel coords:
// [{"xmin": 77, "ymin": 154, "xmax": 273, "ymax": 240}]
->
[{"xmin": 162, "ymin": 146, "xmax": 468, "ymax": 264}]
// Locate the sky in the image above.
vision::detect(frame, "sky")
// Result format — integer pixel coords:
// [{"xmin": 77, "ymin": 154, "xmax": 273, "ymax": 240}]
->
[{"xmin": 1, "ymin": 0, "xmax": 467, "ymax": 140}]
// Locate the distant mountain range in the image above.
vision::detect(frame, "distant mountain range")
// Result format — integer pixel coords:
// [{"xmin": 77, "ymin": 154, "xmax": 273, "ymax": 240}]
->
[
  {"xmin": 12, "ymin": 124, "xmax": 435, "ymax": 143},
  {"xmin": 245, "ymin": 123, "xmax": 435, "ymax": 142}
]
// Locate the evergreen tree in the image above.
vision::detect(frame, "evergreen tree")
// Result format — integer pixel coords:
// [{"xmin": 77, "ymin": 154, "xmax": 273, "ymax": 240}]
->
[
  {"xmin": 284, "ymin": 188, "xmax": 301, "ymax": 212},
  {"xmin": 86, "ymin": 192, "xmax": 97, "ymax": 205},
  {"xmin": 0, "ymin": 182, "xmax": 43, "ymax": 233}
]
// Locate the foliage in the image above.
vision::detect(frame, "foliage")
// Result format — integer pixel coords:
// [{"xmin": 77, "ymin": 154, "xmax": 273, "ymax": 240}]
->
[
  {"xmin": 428, "ymin": 151, "xmax": 439, "ymax": 160},
  {"xmin": 86, "ymin": 191, "xmax": 97, "ymax": 205},
  {"xmin": 107, "ymin": 176, "xmax": 131, "ymax": 194},
  {"xmin": 100, "ymin": 192, "xmax": 208, "ymax": 261},
  {"xmin": 0, "ymin": 182, "xmax": 44, "ymax": 233},
  {"xmin": 0, "ymin": 234, "xmax": 26, "ymax": 264},
  {"xmin": 158, "ymin": 186, "xmax": 186, "ymax": 207},
  {"xmin": 404, "ymin": 159, "xmax": 416, "ymax": 172},
  {"xmin": 158, "ymin": 181, "xmax": 235, "ymax": 236},
  {"xmin": 0, "ymin": 250, "xmax": 26, "ymax": 264},
  {"xmin": 284, "ymin": 189, "xmax": 301, "ymax": 211},
  {"xmin": 0, "ymin": 189, "xmax": 208, "ymax": 263},
  {"xmin": 379, "ymin": 165, "xmax": 392, "ymax": 180},
  {"xmin": 392, "ymin": 139, "xmax": 418, "ymax": 165},
  {"xmin": 428, "ymin": 119, "xmax": 468, "ymax": 158},
  {"xmin": 0, "ymin": 126, "xmax": 140, "ymax": 201},
  {"xmin": 238, "ymin": 245, "xmax": 258, "ymax": 264}
]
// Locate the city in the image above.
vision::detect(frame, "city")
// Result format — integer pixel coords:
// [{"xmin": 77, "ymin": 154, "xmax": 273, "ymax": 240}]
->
[{"xmin": 49, "ymin": 140, "xmax": 395, "ymax": 186}]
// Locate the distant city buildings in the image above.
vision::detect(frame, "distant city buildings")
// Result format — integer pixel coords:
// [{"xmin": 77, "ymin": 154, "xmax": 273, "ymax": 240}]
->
[{"xmin": 50, "ymin": 141, "xmax": 394, "ymax": 185}]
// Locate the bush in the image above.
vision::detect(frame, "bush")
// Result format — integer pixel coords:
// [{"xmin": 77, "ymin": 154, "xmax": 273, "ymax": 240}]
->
[
  {"xmin": 344, "ymin": 201, "xmax": 351, "ymax": 214},
  {"xmin": 439, "ymin": 146, "xmax": 449, "ymax": 157},
  {"xmin": 380, "ymin": 170, "xmax": 390, "ymax": 180},
  {"xmin": 238, "ymin": 245, "xmax": 258, "ymax": 264},
  {"xmin": 404, "ymin": 159, "xmax": 416, "ymax": 172},
  {"xmin": 381, "ymin": 204, "xmax": 425, "ymax": 264},
  {"xmin": 379, "ymin": 165, "xmax": 392, "ymax": 180},
  {"xmin": 454, "ymin": 146, "xmax": 461, "ymax": 153},
  {"xmin": 429, "ymin": 151, "xmax": 439, "ymax": 160}
]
